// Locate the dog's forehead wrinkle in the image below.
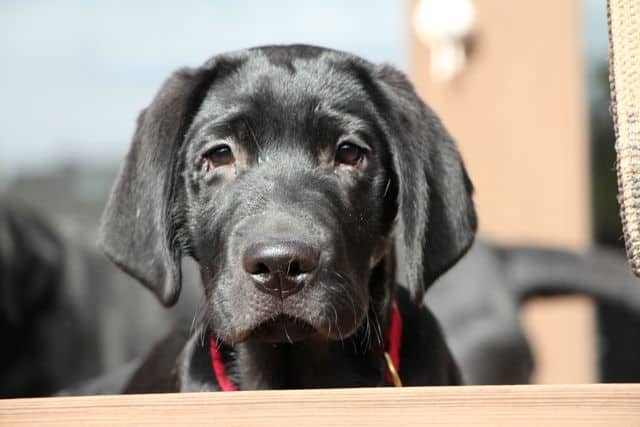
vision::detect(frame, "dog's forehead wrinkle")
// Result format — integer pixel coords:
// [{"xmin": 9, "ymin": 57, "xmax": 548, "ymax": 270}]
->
[{"xmin": 190, "ymin": 63, "xmax": 381, "ymax": 166}]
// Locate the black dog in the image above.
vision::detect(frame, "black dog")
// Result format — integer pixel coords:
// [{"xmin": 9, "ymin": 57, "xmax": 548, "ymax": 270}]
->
[
  {"xmin": 0, "ymin": 198, "xmax": 202, "ymax": 397},
  {"xmin": 99, "ymin": 45, "xmax": 477, "ymax": 392}
]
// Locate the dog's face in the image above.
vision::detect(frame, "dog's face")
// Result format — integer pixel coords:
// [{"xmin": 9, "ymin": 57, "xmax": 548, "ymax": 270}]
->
[
  {"xmin": 183, "ymin": 50, "xmax": 397, "ymax": 343},
  {"xmin": 100, "ymin": 45, "xmax": 476, "ymax": 346}
]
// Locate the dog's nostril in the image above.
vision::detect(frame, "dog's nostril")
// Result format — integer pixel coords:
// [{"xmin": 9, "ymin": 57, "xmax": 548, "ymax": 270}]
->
[
  {"xmin": 288, "ymin": 261, "xmax": 301, "ymax": 276},
  {"xmin": 252, "ymin": 262, "xmax": 270, "ymax": 275}
]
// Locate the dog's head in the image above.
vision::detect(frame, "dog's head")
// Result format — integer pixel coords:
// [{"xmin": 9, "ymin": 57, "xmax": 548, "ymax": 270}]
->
[{"xmin": 100, "ymin": 45, "xmax": 476, "ymax": 345}]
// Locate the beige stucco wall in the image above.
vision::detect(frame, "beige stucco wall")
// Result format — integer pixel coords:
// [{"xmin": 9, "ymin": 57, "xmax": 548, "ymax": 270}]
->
[{"xmin": 409, "ymin": 0, "xmax": 595, "ymax": 383}]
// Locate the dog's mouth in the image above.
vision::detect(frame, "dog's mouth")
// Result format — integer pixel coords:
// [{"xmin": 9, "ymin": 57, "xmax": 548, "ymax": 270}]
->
[{"xmin": 249, "ymin": 315, "xmax": 319, "ymax": 343}]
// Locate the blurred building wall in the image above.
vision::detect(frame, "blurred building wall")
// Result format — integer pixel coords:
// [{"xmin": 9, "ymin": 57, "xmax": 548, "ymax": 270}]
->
[
  {"xmin": 409, "ymin": 0, "xmax": 594, "ymax": 383},
  {"xmin": 410, "ymin": 0, "xmax": 590, "ymax": 248}
]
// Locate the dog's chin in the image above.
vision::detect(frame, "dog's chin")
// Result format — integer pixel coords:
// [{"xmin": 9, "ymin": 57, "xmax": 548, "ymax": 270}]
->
[
  {"xmin": 217, "ymin": 305, "xmax": 367, "ymax": 345},
  {"xmin": 227, "ymin": 315, "xmax": 358, "ymax": 344},
  {"xmin": 247, "ymin": 315, "xmax": 320, "ymax": 344}
]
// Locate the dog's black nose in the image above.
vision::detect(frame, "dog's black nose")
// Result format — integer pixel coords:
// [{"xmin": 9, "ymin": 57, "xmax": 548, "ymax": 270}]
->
[{"xmin": 242, "ymin": 241, "xmax": 320, "ymax": 297}]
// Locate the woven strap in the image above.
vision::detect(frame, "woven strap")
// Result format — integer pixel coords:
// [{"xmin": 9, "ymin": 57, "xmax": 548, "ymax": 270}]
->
[{"xmin": 608, "ymin": 0, "xmax": 640, "ymax": 277}]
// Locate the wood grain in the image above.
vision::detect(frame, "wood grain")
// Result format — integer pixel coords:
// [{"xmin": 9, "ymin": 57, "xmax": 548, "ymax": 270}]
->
[{"xmin": 2, "ymin": 384, "xmax": 640, "ymax": 426}]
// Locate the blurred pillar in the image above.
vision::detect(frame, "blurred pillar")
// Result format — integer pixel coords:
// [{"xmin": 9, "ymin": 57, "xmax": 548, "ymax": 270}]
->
[{"xmin": 409, "ymin": 0, "xmax": 595, "ymax": 383}]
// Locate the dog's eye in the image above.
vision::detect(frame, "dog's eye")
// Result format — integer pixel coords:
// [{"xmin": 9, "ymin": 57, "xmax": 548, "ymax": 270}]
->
[
  {"xmin": 335, "ymin": 142, "xmax": 365, "ymax": 167},
  {"xmin": 202, "ymin": 144, "xmax": 235, "ymax": 172}
]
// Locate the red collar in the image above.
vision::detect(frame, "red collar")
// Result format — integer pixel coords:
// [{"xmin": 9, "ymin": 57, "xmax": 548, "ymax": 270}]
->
[
  {"xmin": 209, "ymin": 299, "xmax": 403, "ymax": 391},
  {"xmin": 383, "ymin": 299, "xmax": 403, "ymax": 387}
]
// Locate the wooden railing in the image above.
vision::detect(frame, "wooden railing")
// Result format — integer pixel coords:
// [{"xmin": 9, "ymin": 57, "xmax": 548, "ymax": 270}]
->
[{"xmin": 2, "ymin": 384, "xmax": 640, "ymax": 426}]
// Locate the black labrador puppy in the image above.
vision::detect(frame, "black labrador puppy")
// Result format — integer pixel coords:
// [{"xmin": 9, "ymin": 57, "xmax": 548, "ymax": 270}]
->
[{"xmin": 99, "ymin": 45, "xmax": 477, "ymax": 392}]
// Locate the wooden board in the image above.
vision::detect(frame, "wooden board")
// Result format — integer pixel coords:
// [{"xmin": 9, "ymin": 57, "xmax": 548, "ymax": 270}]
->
[{"xmin": 2, "ymin": 384, "xmax": 640, "ymax": 426}]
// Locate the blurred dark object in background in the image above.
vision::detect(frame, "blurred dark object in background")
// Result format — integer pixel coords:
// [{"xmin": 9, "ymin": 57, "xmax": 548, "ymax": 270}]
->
[
  {"xmin": 428, "ymin": 239, "xmax": 640, "ymax": 385},
  {"xmin": 3, "ymin": 164, "xmax": 116, "ymax": 237},
  {"xmin": 0, "ymin": 194, "xmax": 201, "ymax": 397}
]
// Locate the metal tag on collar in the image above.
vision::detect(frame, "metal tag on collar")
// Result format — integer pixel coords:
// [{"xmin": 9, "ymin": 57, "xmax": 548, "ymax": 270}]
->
[{"xmin": 384, "ymin": 351, "xmax": 403, "ymax": 387}]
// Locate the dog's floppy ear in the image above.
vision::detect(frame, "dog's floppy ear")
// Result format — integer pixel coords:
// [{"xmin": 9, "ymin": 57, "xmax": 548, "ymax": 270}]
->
[
  {"xmin": 99, "ymin": 58, "xmax": 234, "ymax": 306},
  {"xmin": 374, "ymin": 64, "xmax": 477, "ymax": 303}
]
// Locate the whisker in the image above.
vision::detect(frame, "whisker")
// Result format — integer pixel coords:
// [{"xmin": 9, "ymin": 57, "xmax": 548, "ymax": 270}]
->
[
  {"xmin": 244, "ymin": 119, "xmax": 263, "ymax": 154},
  {"xmin": 369, "ymin": 302, "xmax": 384, "ymax": 351},
  {"xmin": 330, "ymin": 302, "xmax": 343, "ymax": 342},
  {"xmin": 383, "ymin": 179, "xmax": 391, "ymax": 198},
  {"xmin": 332, "ymin": 271, "xmax": 359, "ymax": 326},
  {"xmin": 191, "ymin": 296, "xmax": 206, "ymax": 335},
  {"xmin": 360, "ymin": 310, "xmax": 371, "ymax": 350},
  {"xmin": 283, "ymin": 323, "xmax": 293, "ymax": 344}
]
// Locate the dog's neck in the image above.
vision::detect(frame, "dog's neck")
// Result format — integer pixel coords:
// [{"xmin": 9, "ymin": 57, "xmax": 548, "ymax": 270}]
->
[{"xmin": 230, "ymin": 334, "xmax": 387, "ymax": 389}]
